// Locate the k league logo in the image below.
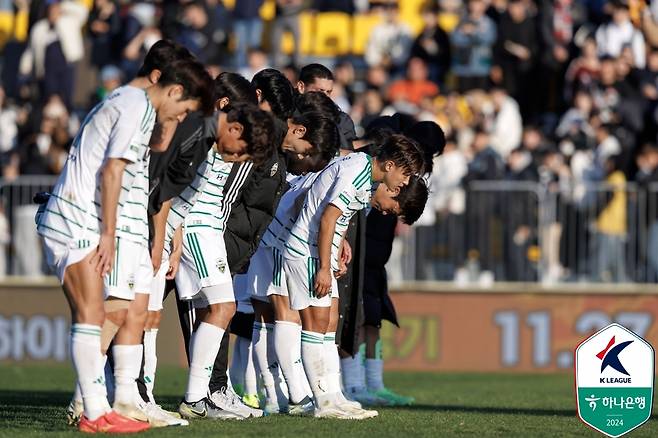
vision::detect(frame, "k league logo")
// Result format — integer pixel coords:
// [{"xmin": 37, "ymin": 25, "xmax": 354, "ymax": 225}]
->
[{"xmin": 575, "ymin": 323, "xmax": 655, "ymax": 438}]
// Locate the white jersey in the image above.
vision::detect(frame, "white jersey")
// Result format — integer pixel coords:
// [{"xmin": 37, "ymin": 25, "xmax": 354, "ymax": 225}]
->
[
  {"xmin": 166, "ymin": 148, "xmax": 232, "ymax": 247},
  {"xmin": 261, "ymin": 172, "xmax": 319, "ymax": 252},
  {"xmin": 37, "ymin": 85, "xmax": 155, "ymax": 248},
  {"xmin": 284, "ymin": 153, "xmax": 373, "ymax": 270}
]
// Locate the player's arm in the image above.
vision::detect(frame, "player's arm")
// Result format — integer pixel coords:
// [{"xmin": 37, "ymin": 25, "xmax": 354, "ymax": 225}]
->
[
  {"xmin": 314, "ymin": 203, "xmax": 342, "ymax": 298},
  {"xmin": 150, "ymin": 199, "xmax": 171, "ymax": 271},
  {"xmin": 91, "ymin": 157, "xmax": 128, "ymax": 276},
  {"xmin": 166, "ymin": 225, "xmax": 183, "ymax": 280}
]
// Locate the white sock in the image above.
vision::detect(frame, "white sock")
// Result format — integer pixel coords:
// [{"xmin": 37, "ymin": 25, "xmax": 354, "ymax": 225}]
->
[
  {"xmin": 274, "ymin": 321, "xmax": 307, "ymax": 404},
  {"xmin": 366, "ymin": 358, "xmax": 384, "ymax": 391},
  {"xmin": 229, "ymin": 336, "xmax": 246, "ymax": 393},
  {"xmin": 185, "ymin": 322, "xmax": 225, "ymax": 402},
  {"xmin": 143, "ymin": 329, "xmax": 158, "ymax": 403},
  {"xmin": 112, "ymin": 344, "xmax": 143, "ymax": 406},
  {"xmin": 323, "ymin": 332, "xmax": 341, "ymax": 394},
  {"xmin": 301, "ymin": 330, "xmax": 331, "ymax": 408},
  {"xmin": 252, "ymin": 322, "xmax": 279, "ymax": 404},
  {"xmin": 243, "ymin": 337, "xmax": 258, "ymax": 395},
  {"xmin": 71, "ymin": 324, "xmax": 108, "ymax": 420},
  {"xmin": 341, "ymin": 353, "xmax": 364, "ymax": 391}
]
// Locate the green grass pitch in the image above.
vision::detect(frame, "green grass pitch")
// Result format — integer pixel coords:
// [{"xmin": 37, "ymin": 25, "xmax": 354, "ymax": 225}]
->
[{"xmin": 0, "ymin": 365, "xmax": 655, "ymax": 437}]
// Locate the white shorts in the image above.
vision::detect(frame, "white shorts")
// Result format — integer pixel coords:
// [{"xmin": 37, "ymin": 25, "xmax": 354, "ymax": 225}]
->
[
  {"xmin": 176, "ymin": 231, "xmax": 234, "ymax": 305},
  {"xmin": 247, "ymin": 245, "xmax": 287, "ymax": 303},
  {"xmin": 148, "ymin": 256, "xmax": 169, "ymax": 312},
  {"xmin": 234, "ymin": 273, "xmax": 254, "ymax": 314},
  {"xmin": 284, "ymin": 256, "xmax": 338, "ymax": 311},
  {"xmin": 41, "ymin": 236, "xmax": 96, "ymax": 284},
  {"xmin": 104, "ymin": 238, "xmax": 153, "ymax": 301}
]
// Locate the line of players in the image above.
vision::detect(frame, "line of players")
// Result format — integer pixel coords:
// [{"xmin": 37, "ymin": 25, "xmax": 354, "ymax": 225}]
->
[{"xmin": 35, "ymin": 40, "xmax": 438, "ymax": 433}]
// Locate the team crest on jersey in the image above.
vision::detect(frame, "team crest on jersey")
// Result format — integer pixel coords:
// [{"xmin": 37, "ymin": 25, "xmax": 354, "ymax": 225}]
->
[
  {"xmin": 270, "ymin": 163, "xmax": 279, "ymax": 177},
  {"xmin": 216, "ymin": 259, "xmax": 226, "ymax": 273}
]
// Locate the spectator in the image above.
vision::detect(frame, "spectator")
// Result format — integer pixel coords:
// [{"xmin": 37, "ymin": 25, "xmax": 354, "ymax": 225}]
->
[
  {"xmin": 565, "ymin": 36, "xmax": 601, "ymax": 103},
  {"xmin": 89, "ymin": 64, "xmax": 122, "ymax": 109},
  {"xmin": 410, "ymin": 3, "xmax": 452, "ymax": 86},
  {"xmin": 271, "ymin": 0, "xmax": 306, "ymax": 67},
  {"xmin": 120, "ymin": 1, "xmax": 162, "ymax": 80},
  {"xmin": 365, "ymin": 0, "xmax": 413, "ymax": 72},
  {"xmin": 556, "ymin": 90, "xmax": 597, "ymax": 150},
  {"xmin": 177, "ymin": 1, "xmax": 228, "ymax": 66},
  {"xmin": 387, "ymin": 57, "xmax": 439, "ymax": 108},
  {"xmin": 88, "ymin": 0, "xmax": 121, "ymax": 69},
  {"xmin": 593, "ymin": 154, "xmax": 628, "ymax": 282},
  {"xmin": 489, "ymin": 87, "xmax": 523, "ymax": 159},
  {"xmin": 232, "ymin": 0, "xmax": 264, "ymax": 68},
  {"xmin": 451, "ymin": 0, "xmax": 497, "ymax": 92},
  {"xmin": 0, "ymin": 86, "xmax": 18, "ymax": 155},
  {"xmin": 19, "ymin": 0, "xmax": 88, "ymax": 110},
  {"xmin": 240, "ymin": 47, "xmax": 271, "ymax": 80},
  {"xmin": 596, "ymin": 0, "xmax": 646, "ymax": 68},
  {"xmin": 636, "ymin": 144, "xmax": 658, "ymax": 280},
  {"xmin": 538, "ymin": 0, "xmax": 584, "ymax": 113},
  {"xmin": 492, "ymin": 0, "xmax": 538, "ymax": 116}
]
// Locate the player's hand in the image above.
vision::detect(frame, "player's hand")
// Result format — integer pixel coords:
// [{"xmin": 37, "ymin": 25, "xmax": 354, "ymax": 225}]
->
[
  {"xmin": 166, "ymin": 249, "xmax": 182, "ymax": 280},
  {"xmin": 340, "ymin": 240, "xmax": 352, "ymax": 265},
  {"xmin": 314, "ymin": 268, "xmax": 333, "ymax": 298},
  {"xmin": 90, "ymin": 233, "xmax": 115, "ymax": 277},
  {"xmin": 334, "ymin": 262, "xmax": 348, "ymax": 279}
]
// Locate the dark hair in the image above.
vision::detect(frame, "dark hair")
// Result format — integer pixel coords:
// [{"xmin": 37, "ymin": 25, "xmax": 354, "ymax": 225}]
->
[
  {"xmin": 299, "ymin": 63, "xmax": 334, "ymax": 86},
  {"xmin": 375, "ymin": 134, "xmax": 425, "ymax": 175},
  {"xmin": 294, "ymin": 91, "xmax": 340, "ymax": 119},
  {"xmin": 136, "ymin": 40, "xmax": 193, "ymax": 78},
  {"xmin": 403, "ymin": 121, "xmax": 446, "ymax": 174},
  {"xmin": 395, "ymin": 176, "xmax": 429, "ymax": 225},
  {"xmin": 158, "ymin": 59, "xmax": 214, "ymax": 115},
  {"xmin": 252, "ymin": 69, "xmax": 295, "ymax": 121},
  {"xmin": 292, "ymin": 111, "xmax": 340, "ymax": 162},
  {"xmin": 225, "ymin": 103, "xmax": 277, "ymax": 166},
  {"xmin": 214, "ymin": 72, "xmax": 257, "ymax": 110}
]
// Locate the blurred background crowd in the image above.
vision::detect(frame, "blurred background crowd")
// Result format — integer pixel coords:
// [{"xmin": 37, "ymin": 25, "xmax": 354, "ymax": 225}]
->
[{"xmin": 1, "ymin": 0, "xmax": 658, "ymax": 284}]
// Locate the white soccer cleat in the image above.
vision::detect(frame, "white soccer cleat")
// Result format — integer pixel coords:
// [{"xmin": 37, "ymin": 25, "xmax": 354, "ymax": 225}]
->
[
  {"xmin": 141, "ymin": 401, "xmax": 189, "ymax": 427},
  {"xmin": 313, "ymin": 404, "xmax": 363, "ymax": 420},
  {"xmin": 65, "ymin": 399, "xmax": 84, "ymax": 426},
  {"xmin": 113, "ymin": 401, "xmax": 150, "ymax": 422},
  {"xmin": 209, "ymin": 387, "xmax": 264, "ymax": 419}
]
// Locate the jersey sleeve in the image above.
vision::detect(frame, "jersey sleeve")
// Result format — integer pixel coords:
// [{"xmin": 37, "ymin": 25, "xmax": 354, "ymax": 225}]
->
[
  {"xmin": 327, "ymin": 162, "xmax": 370, "ymax": 214},
  {"xmin": 106, "ymin": 97, "xmax": 150, "ymax": 163}
]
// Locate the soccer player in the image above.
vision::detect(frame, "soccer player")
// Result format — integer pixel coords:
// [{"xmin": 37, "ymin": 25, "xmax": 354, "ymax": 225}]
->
[
  {"xmin": 141, "ymin": 71, "xmax": 258, "ymax": 423},
  {"xmin": 36, "ymin": 59, "xmax": 211, "ymax": 433},
  {"xmin": 172, "ymin": 104, "xmax": 277, "ymax": 420},
  {"xmin": 283, "ymin": 135, "xmax": 424, "ymax": 418},
  {"xmin": 342, "ymin": 120, "xmax": 445, "ymax": 407}
]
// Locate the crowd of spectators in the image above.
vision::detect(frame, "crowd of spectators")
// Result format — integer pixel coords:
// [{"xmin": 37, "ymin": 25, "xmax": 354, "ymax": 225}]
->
[{"xmin": 1, "ymin": 0, "xmax": 658, "ymax": 282}]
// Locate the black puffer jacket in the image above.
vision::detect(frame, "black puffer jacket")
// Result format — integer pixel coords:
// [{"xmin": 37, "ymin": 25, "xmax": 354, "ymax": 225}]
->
[{"xmin": 224, "ymin": 149, "xmax": 288, "ymax": 274}]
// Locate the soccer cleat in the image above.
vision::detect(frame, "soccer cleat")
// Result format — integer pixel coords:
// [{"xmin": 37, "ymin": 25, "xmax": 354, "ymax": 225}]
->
[
  {"xmin": 178, "ymin": 398, "xmax": 243, "ymax": 420},
  {"xmin": 313, "ymin": 404, "xmax": 362, "ymax": 420},
  {"xmin": 140, "ymin": 402, "xmax": 189, "ymax": 427},
  {"xmin": 78, "ymin": 411, "xmax": 150, "ymax": 433},
  {"xmin": 337, "ymin": 402, "xmax": 379, "ymax": 419},
  {"xmin": 113, "ymin": 402, "xmax": 150, "ymax": 422},
  {"xmin": 264, "ymin": 400, "xmax": 289, "ymax": 415},
  {"xmin": 288, "ymin": 396, "xmax": 314, "ymax": 416},
  {"xmin": 372, "ymin": 388, "xmax": 415, "ymax": 406},
  {"xmin": 242, "ymin": 394, "xmax": 260, "ymax": 409},
  {"xmin": 209, "ymin": 387, "xmax": 264, "ymax": 419},
  {"xmin": 346, "ymin": 387, "xmax": 389, "ymax": 407},
  {"xmin": 66, "ymin": 399, "xmax": 84, "ymax": 426}
]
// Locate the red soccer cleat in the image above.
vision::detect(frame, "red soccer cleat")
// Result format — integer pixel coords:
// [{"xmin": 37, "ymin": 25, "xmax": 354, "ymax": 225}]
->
[{"xmin": 78, "ymin": 410, "xmax": 150, "ymax": 434}]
